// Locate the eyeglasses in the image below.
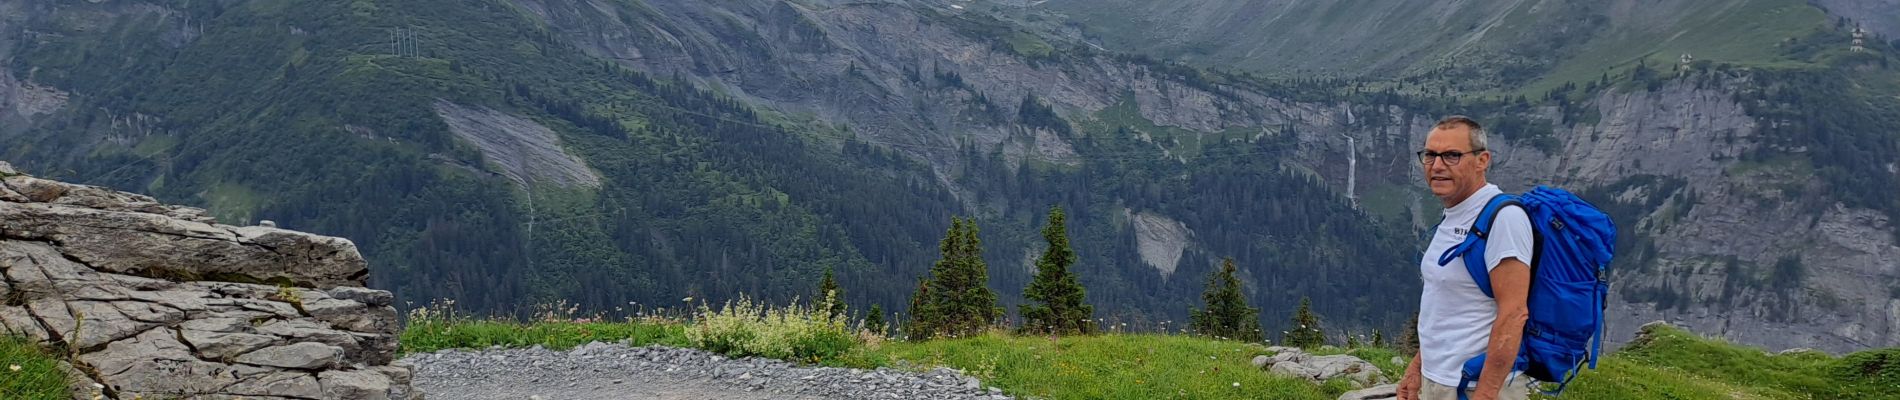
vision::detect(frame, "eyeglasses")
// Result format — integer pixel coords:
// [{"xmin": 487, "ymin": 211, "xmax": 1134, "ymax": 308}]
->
[{"xmin": 1416, "ymin": 149, "xmax": 1485, "ymax": 166}]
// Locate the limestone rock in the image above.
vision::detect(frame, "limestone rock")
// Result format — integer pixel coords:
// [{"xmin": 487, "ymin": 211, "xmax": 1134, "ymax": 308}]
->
[
  {"xmin": 1262, "ymin": 347, "xmax": 1387, "ymax": 387},
  {"xmin": 224, "ymin": 371, "xmax": 325, "ymax": 398},
  {"xmin": 321, "ymin": 369, "xmax": 394, "ymax": 400},
  {"xmin": 0, "ymin": 175, "xmax": 365, "ymax": 288},
  {"xmin": 1270, "ymin": 361, "xmax": 1320, "ymax": 380},
  {"xmin": 183, "ymin": 330, "xmax": 281, "ymax": 360},
  {"xmin": 0, "ymin": 164, "xmax": 414, "ymax": 399},
  {"xmin": 235, "ymin": 339, "xmax": 345, "ymax": 371},
  {"xmin": 1338, "ymin": 383, "xmax": 1398, "ymax": 400}
]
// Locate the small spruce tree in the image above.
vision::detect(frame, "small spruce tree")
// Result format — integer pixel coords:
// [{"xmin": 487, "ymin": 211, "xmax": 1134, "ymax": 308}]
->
[
  {"xmin": 816, "ymin": 267, "xmax": 846, "ymax": 319},
  {"xmin": 1020, "ymin": 206, "xmax": 1095, "ymax": 336},
  {"xmin": 1284, "ymin": 297, "xmax": 1326, "ymax": 349},
  {"xmin": 1188, "ymin": 258, "xmax": 1264, "ymax": 342},
  {"xmin": 906, "ymin": 278, "xmax": 935, "ymax": 340},
  {"xmin": 865, "ymin": 304, "xmax": 886, "ymax": 336}
]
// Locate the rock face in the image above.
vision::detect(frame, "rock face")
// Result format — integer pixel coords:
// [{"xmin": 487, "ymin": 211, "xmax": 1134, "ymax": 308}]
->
[
  {"xmin": 432, "ymin": 100, "xmax": 603, "ymax": 188},
  {"xmin": 0, "ymin": 162, "xmax": 417, "ymax": 399},
  {"xmin": 1128, "ymin": 209, "xmax": 1192, "ymax": 277},
  {"xmin": 1255, "ymin": 347, "xmax": 1387, "ymax": 389}
]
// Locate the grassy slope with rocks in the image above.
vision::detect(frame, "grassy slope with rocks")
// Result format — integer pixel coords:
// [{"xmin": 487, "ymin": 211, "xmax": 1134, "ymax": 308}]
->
[{"xmin": 398, "ymin": 301, "xmax": 1893, "ymax": 400}]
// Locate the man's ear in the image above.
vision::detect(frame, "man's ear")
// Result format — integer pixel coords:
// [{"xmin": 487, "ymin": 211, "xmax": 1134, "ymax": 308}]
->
[{"xmin": 1477, "ymin": 151, "xmax": 1492, "ymax": 173}]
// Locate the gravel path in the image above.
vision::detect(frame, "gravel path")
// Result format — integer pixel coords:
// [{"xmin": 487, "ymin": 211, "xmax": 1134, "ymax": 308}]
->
[{"xmin": 406, "ymin": 342, "xmax": 1014, "ymax": 400}]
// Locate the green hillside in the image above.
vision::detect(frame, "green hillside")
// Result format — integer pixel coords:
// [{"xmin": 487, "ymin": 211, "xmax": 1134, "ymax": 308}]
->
[
  {"xmin": 0, "ymin": 0, "xmax": 1424, "ymax": 333},
  {"xmin": 1, "ymin": 0, "xmax": 961, "ymax": 315},
  {"xmin": 1037, "ymin": 0, "xmax": 1835, "ymax": 93}
]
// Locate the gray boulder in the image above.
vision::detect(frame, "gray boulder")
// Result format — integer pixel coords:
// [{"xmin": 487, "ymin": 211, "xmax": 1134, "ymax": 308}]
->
[
  {"xmin": 0, "ymin": 164, "xmax": 416, "ymax": 399},
  {"xmin": 1259, "ymin": 347, "xmax": 1389, "ymax": 387}
]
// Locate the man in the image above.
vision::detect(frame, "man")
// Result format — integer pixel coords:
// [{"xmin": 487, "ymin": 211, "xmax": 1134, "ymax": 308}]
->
[{"xmin": 1398, "ymin": 116, "xmax": 1533, "ymax": 400}]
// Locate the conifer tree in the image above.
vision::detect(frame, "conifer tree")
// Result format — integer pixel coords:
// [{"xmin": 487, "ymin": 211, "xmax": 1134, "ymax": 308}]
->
[
  {"xmin": 1020, "ymin": 206, "xmax": 1095, "ymax": 336},
  {"xmin": 1372, "ymin": 329, "xmax": 1386, "ymax": 348},
  {"xmin": 865, "ymin": 304, "xmax": 886, "ymax": 336},
  {"xmin": 1189, "ymin": 258, "xmax": 1263, "ymax": 342},
  {"xmin": 1285, "ymin": 297, "xmax": 1326, "ymax": 349},
  {"xmin": 926, "ymin": 217, "xmax": 1000, "ymax": 338},
  {"xmin": 816, "ymin": 267, "xmax": 846, "ymax": 319},
  {"xmin": 906, "ymin": 278, "xmax": 935, "ymax": 340}
]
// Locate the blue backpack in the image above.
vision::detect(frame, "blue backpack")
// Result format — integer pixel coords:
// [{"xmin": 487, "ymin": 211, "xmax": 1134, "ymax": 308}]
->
[{"xmin": 1434, "ymin": 186, "xmax": 1616, "ymax": 399}]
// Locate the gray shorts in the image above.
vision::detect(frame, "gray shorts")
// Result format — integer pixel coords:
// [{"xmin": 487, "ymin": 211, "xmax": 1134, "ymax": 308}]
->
[{"xmin": 1420, "ymin": 374, "xmax": 1530, "ymax": 400}]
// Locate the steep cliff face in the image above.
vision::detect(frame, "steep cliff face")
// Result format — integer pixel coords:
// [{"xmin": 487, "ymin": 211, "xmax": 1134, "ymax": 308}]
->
[
  {"xmin": 0, "ymin": 162, "xmax": 417, "ymax": 399},
  {"xmin": 1472, "ymin": 78, "xmax": 1900, "ymax": 353},
  {"xmin": 0, "ymin": 1, "xmax": 63, "ymax": 135},
  {"xmin": 515, "ymin": 0, "xmax": 1335, "ymax": 166}
]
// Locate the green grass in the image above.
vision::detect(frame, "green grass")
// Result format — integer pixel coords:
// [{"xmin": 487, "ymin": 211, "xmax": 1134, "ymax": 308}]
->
[
  {"xmin": 838, "ymin": 332, "xmax": 1343, "ymax": 400},
  {"xmin": 1550, "ymin": 324, "xmax": 1835, "ymax": 399},
  {"xmin": 1725, "ymin": 154, "xmax": 1814, "ymax": 178},
  {"xmin": 0, "ymin": 336, "xmax": 71, "ymax": 400},
  {"xmin": 131, "ymin": 135, "xmax": 180, "ymax": 158},
  {"xmin": 1085, "ymin": 94, "xmax": 1254, "ymax": 159},
  {"xmin": 1004, "ymin": 32, "xmax": 1055, "ymax": 59},
  {"xmin": 1550, "ymin": 356, "xmax": 1805, "ymax": 400},
  {"xmin": 1519, "ymin": 0, "xmax": 1827, "ymax": 96},
  {"xmin": 403, "ymin": 316, "xmax": 1900, "ymax": 400},
  {"xmin": 400, "ymin": 318, "xmax": 689, "ymax": 354}
]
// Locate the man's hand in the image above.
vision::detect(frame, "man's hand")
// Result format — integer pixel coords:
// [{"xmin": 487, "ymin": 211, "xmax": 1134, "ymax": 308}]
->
[
  {"xmin": 1397, "ymin": 354, "xmax": 1422, "ymax": 400},
  {"xmin": 1471, "ymin": 257, "xmax": 1532, "ymax": 400}
]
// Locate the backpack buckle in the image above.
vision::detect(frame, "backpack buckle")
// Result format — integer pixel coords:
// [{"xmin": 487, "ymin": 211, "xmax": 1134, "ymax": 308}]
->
[{"xmin": 1550, "ymin": 218, "xmax": 1565, "ymax": 231}]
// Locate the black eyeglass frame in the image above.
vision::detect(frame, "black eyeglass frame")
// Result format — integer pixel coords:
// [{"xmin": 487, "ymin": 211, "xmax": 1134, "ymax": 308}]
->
[{"xmin": 1416, "ymin": 149, "xmax": 1487, "ymax": 166}]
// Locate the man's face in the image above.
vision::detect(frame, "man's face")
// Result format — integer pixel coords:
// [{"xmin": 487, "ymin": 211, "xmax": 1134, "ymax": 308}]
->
[{"xmin": 1421, "ymin": 125, "xmax": 1489, "ymax": 205}]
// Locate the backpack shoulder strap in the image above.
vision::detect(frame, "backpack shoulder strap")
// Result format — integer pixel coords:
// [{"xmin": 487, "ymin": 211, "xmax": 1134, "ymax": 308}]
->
[{"xmin": 1434, "ymin": 194, "xmax": 1520, "ymax": 299}]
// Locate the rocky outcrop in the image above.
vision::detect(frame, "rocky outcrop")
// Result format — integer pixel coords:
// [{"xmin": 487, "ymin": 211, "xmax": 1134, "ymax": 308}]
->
[
  {"xmin": 1128, "ymin": 209, "xmax": 1192, "ymax": 277},
  {"xmin": 433, "ymin": 100, "xmax": 603, "ymax": 189},
  {"xmin": 1252, "ymin": 346, "xmax": 1388, "ymax": 388},
  {"xmin": 1475, "ymin": 79, "xmax": 1900, "ymax": 354},
  {"xmin": 0, "ymin": 162, "xmax": 417, "ymax": 400}
]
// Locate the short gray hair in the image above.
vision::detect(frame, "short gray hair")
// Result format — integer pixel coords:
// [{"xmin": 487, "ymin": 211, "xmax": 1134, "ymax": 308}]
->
[{"xmin": 1435, "ymin": 115, "xmax": 1487, "ymax": 151}]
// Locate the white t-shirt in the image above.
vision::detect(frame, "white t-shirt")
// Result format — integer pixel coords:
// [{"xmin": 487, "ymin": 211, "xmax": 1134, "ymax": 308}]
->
[{"xmin": 1417, "ymin": 184, "xmax": 1535, "ymax": 387}]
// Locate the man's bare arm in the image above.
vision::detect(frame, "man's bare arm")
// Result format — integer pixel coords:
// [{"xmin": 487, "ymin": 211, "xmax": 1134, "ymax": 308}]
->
[{"xmin": 1472, "ymin": 258, "xmax": 1530, "ymax": 400}]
